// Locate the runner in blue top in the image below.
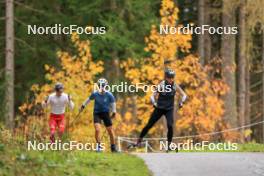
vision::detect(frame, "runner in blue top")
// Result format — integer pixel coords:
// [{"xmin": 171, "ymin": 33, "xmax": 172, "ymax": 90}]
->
[
  {"xmin": 89, "ymin": 90, "xmax": 115, "ymax": 113},
  {"xmin": 80, "ymin": 78, "xmax": 117, "ymax": 152}
]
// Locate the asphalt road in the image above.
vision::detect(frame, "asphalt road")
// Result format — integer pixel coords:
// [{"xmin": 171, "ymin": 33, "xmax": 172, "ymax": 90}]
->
[{"xmin": 137, "ymin": 153, "xmax": 264, "ymax": 176}]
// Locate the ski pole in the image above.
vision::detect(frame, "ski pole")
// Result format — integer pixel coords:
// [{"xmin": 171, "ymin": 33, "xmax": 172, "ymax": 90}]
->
[{"xmin": 68, "ymin": 110, "xmax": 82, "ymax": 129}]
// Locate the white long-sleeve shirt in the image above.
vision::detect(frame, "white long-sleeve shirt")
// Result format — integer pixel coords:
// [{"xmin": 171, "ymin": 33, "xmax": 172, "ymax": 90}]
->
[{"xmin": 42, "ymin": 93, "xmax": 74, "ymax": 114}]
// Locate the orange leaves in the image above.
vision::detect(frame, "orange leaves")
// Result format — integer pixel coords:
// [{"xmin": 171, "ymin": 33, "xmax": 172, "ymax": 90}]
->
[
  {"xmin": 44, "ymin": 64, "xmax": 50, "ymax": 71},
  {"xmin": 120, "ymin": 0, "xmax": 230, "ymax": 141},
  {"xmin": 175, "ymin": 56, "xmax": 228, "ymax": 140},
  {"xmin": 71, "ymin": 32, "xmax": 79, "ymax": 44},
  {"xmin": 161, "ymin": 0, "xmax": 174, "ymax": 10},
  {"xmin": 18, "ymin": 0, "xmax": 232, "ymax": 142},
  {"xmin": 30, "ymin": 84, "xmax": 39, "ymax": 92},
  {"xmin": 19, "ymin": 31, "xmax": 104, "ymax": 141},
  {"xmin": 18, "ymin": 103, "xmax": 29, "ymax": 116},
  {"xmin": 211, "ymin": 80, "xmax": 229, "ymax": 95}
]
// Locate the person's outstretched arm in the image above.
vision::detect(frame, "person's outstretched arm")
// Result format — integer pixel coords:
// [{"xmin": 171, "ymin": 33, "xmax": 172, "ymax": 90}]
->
[
  {"xmin": 150, "ymin": 81, "xmax": 163, "ymax": 107},
  {"xmin": 41, "ymin": 95, "xmax": 50, "ymax": 108},
  {"xmin": 109, "ymin": 93, "xmax": 116, "ymax": 118},
  {"xmin": 176, "ymin": 84, "xmax": 187, "ymax": 108},
  {"xmin": 150, "ymin": 91, "xmax": 158, "ymax": 107},
  {"xmin": 80, "ymin": 97, "xmax": 90, "ymax": 112},
  {"xmin": 80, "ymin": 92, "xmax": 95, "ymax": 111},
  {"xmin": 67, "ymin": 94, "xmax": 74, "ymax": 111},
  {"xmin": 110, "ymin": 102, "xmax": 116, "ymax": 113}
]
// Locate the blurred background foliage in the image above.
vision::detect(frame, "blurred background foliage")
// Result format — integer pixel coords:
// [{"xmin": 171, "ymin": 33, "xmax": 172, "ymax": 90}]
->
[{"xmin": 1, "ymin": 0, "xmax": 264, "ymax": 143}]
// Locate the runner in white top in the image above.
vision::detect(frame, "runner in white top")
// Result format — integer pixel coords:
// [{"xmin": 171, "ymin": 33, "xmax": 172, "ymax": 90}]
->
[
  {"xmin": 42, "ymin": 92, "xmax": 74, "ymax": 114},
  {"xmin": 42, "ymin": 83, "xmax": 74, "ymax": 142}
]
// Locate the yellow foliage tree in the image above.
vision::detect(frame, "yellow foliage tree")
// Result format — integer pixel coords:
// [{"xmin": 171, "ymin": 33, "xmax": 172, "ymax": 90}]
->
[
  {"xmin": 18, "ymin": 32, "xmax": 105, "ymax": 142},
  {"xmin": 18, "ymin": 0, "xmax": 238, "ymax": 143},
  {"xmin": 121, "ymin": 0, "xmax": 236, "ymax": 141}
]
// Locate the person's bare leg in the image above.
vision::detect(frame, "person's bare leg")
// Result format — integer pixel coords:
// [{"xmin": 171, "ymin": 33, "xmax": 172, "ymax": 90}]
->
[
  {"xmin": 94, "ymin": 123, "xmax": 101, "ymax": 143},
  {"xmin": 106, "ymin": 126, "xmax": 117, "ymax": 152},
  {"xmin": 106, "ymin": 126, "xmax": 115, "ymax": 145}
]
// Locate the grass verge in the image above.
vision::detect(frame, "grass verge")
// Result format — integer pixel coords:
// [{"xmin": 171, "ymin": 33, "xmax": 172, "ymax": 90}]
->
[{"xmin": 0, "ymin": 141, "xmax": 150, "ymax": 176}]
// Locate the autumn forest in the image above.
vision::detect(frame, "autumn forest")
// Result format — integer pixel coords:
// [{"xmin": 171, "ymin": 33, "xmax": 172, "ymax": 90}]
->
[{"xmin": 1, "ymin": 0, "xmax": 264, "ymax": 145}]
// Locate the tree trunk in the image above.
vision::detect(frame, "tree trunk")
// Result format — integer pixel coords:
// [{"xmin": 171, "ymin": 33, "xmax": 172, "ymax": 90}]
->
[
  {"xmin": 245, "ymin": 41, "xmax": 251, "ymax": 142},
  {"xmin": 112, "ymin": 56, "xmax": 120, "ymax": 99},
  {"xmin": 5, "ymin": 0, "xmax": 15, "ymax": 129},
  {"xmin": 198, "ymin": 0, "xmax": 205, "ymax": 65},
  {"xmin": 262, "ymin": 29, "xmax": 264, "ymax": 143},
  {"xmin": 221, "ymin": 0, "xmax": 237, "ymax": 129},
  {"xmin": 238, "ymin": 0, "xmax": 246, "ymax": 143},
  {"xmin": 204, "ymin": 1, "xmax": 211, "ymax": 63}
]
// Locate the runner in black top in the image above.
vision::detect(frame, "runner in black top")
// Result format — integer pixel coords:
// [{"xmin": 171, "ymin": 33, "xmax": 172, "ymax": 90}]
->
[{"xmin": 135, "ymin": 69, "xmax": 187, "ymax": 151}]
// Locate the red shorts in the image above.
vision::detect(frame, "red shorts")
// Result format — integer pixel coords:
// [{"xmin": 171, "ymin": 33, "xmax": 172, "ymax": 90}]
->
[{"xmin": 49, "ymin": 113, "xmax": 65, "ymax": 134}]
